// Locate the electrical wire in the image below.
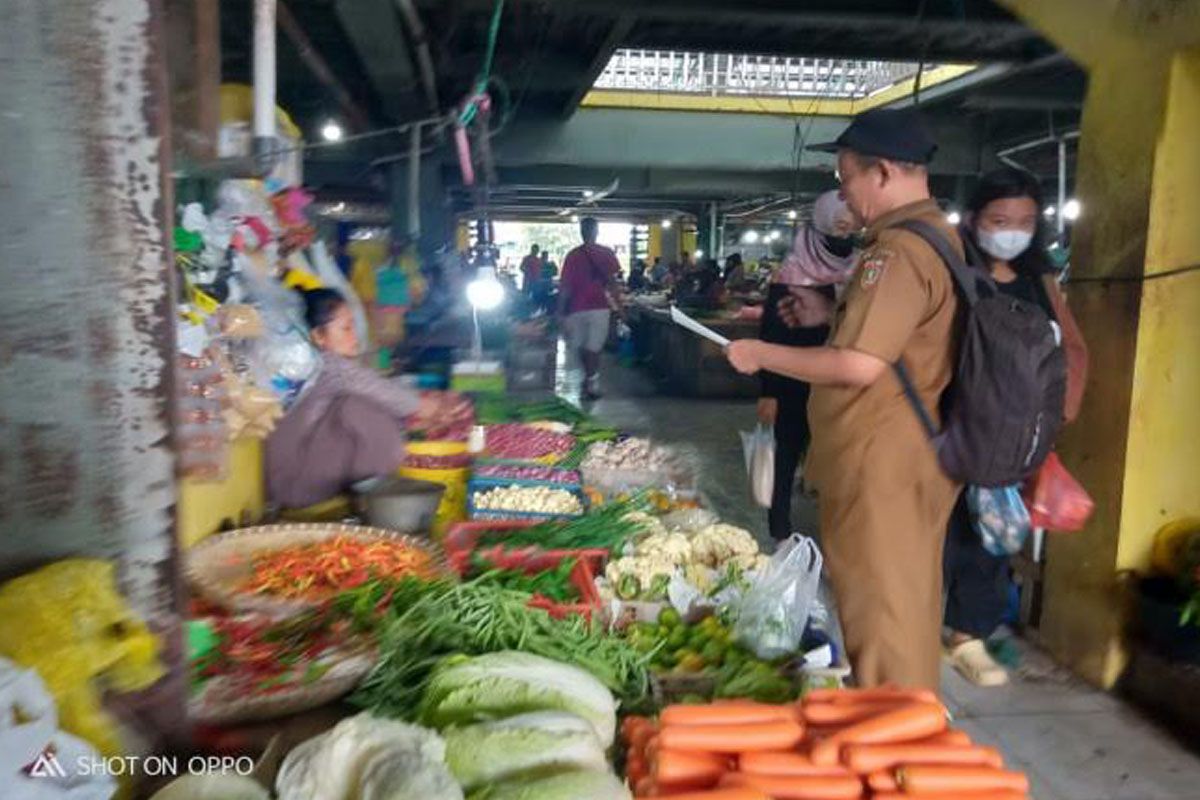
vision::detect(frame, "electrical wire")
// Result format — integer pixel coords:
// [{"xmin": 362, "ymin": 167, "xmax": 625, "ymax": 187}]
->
[{"xmin": 1068, "ymin": 263, "xmax": 1200, "ymax": 285}]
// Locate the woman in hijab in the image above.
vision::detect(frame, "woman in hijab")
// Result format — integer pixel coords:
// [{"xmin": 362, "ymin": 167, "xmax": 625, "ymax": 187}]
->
[{"xmin": 758, "ymin": 190, "xmax": 859, "ymax": 541}]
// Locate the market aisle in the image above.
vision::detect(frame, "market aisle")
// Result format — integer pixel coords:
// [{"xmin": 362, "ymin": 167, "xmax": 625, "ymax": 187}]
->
[{"xmin": 577, "ymin": 356, "xmax": 1200, "ymax": 800}]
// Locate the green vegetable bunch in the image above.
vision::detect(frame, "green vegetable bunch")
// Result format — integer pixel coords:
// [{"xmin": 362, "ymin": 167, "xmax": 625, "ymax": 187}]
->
[
  {"xmin": 480, "ymin": 494, "xmax": 650, "ymax": 553},
  {"xmin": 351, "ymin": 577, "xmax": 649, "ymax": 719}
]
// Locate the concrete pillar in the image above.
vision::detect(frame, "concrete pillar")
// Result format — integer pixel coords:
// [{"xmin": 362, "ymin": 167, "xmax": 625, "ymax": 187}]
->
[
  {"xmin": 0, "ymin": 0, "xmax": 184, "ymax": 741},
  {"xmin": 1001, "ymin": 0, "xmax": 1200, "ymax": 687}
]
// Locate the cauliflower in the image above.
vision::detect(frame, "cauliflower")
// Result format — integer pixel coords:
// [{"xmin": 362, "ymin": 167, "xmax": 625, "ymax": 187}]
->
[
  {"xmin": 637, "ymin": 532, "xmax": 692, "ymax": 565},
  {"xmin": 623, "ymin": 511, "xmax": 668, "ymax": 538},
  {"xmin": 691, "ymin": 524, "xmax": 760, "ymax": 568}
]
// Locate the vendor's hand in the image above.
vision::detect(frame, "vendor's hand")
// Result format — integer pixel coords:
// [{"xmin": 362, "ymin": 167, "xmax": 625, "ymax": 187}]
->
[
  {"xmin": 779, "ymin": 287, "xmax": 834, "ymax": 328},
  {"xmin": 757, "ymin": 397, "xmax": 778, "ymax": 426},
  {"xmin": 726, "ymin": 339, "xmax": 764, "ymax": 375}
]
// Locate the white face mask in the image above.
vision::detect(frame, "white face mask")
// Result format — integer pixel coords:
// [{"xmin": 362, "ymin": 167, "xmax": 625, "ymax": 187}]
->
[{"xmin": 977, "ymin": 228, "xmax": 1034, "ymax": 261}]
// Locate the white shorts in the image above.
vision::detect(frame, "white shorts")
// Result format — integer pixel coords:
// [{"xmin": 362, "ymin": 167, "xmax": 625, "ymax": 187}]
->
[{"xmin": 564, "ymin": 309, "xmax": 611, "ymax": 354}]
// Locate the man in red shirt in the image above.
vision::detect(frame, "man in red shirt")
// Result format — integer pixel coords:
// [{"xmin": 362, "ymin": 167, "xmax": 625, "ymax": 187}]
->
[
  {"xmin": 519, "ymin": 244, "xmax": 542, "ymax": 294},
  {"xmin": 558, "ymin": 217, "xmax": 621, "ymax": 400}
]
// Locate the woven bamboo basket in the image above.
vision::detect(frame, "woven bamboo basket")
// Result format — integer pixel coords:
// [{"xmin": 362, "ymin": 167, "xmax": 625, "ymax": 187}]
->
[{"xmin": 185, "ymin": 522, "xmax": 452, "ymax": 617}]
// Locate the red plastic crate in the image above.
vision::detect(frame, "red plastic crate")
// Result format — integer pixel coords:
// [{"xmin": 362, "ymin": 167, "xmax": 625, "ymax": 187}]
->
[
  {"xmin": 443, "ymin": 519, "xmax": 609, "ymax": 574},
  {"xmin": 444, "ymin": 520, "xmax": 607, "ymax": 621}
]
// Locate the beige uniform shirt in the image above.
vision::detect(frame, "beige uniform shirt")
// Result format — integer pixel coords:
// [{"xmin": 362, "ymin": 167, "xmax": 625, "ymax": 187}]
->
[{"xmin": 807, "ymin": 199, "xmax": 962, "ymax": 490}]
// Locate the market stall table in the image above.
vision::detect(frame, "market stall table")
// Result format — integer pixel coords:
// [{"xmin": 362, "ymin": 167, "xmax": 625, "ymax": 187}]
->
[{"xmin": 628, "ymin": 305, "xmax": 761, "ymax": 399}]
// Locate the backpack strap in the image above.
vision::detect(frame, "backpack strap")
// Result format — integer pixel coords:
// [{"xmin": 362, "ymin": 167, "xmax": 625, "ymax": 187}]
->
[
  {"xmin": 892, "ymin": 219, "xmax": 985, "ymax": 306},
  {"xmin": 885, "ymin": 219, "xmax": 976, "ymax": 441}
]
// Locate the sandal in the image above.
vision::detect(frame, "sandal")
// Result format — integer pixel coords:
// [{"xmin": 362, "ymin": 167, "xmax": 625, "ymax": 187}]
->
[{"xmin": 947, "ymin": 638, "xmax": 1010, "ymax": 687}]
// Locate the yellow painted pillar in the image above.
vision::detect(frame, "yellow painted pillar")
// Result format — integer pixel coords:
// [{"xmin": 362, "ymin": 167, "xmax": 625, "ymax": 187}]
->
[
  {"xmin": 648, "ymin": 223, "xmax": 663, "ymax": 262},
  {"xmin": 1001, "ymin": 0, "xmax": 1200, "ymax": 687}
]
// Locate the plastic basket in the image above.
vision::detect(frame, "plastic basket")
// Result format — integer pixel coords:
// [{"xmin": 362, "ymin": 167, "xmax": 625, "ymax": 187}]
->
[
  {"xmin": 443, "ymin": 519, "xmax": 610, "ymax": 575},
  {"xmin": 467, "ymin": 479, "xmax": 586, "ymax": 522},
  {"xmin": 400, "ymin": 441, "xmax": 470, "ymax": 533}
]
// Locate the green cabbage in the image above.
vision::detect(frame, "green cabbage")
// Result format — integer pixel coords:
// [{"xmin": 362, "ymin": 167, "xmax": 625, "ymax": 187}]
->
[
  {"xmin": 445, "ymin": 711, "xmax": 607, "ymax": 790},
  {"xmin": 468, "ymin": 770, "xmax": 631, "ymax": 800},
  {"xmin": 421, "ymin": 652, "xmax": 617, "ymax": 747}
]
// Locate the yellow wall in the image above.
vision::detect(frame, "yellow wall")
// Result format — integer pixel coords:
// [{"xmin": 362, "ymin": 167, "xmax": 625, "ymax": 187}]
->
[
  {"xmin": 1117, "ymin": 50, "xmax": 1200, "ymax": 573},
  {"xmin": 1002, "ymin": 0, "xmax": 1200, "ymax": 687},
  {"xmin": 177, "ymin": 437, "xmax": 265, "ymax": 548}
]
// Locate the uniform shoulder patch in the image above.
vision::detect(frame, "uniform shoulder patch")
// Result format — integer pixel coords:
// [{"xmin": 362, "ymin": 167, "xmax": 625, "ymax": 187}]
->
[{"xmin": 858, "ymin": 248, "xmax": 893, "ymax": 289}]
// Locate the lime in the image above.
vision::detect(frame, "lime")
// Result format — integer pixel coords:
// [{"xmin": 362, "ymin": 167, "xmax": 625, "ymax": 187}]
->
[
  {"xmin": 688, "ymin": 626, "xmax": 710, "ymax": 649},
  {"xmin": 676, "ymin": 653, "xmax": 707, "ymax": 673},
  {"xmin": 666, "ymin": 627, "xmax": 689, "ymax": 650},
  {"xmin": 658, "ymin": 608, "xmax": 682, "ymax": 629},
  {"xmin": 701, "ymin": 641, "xmax": 726, "ymax": 666}
]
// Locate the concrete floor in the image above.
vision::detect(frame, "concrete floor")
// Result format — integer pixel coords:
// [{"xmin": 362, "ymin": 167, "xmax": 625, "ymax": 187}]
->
[{"xmin": 569, "ymin": 356, "xmax": 1200, "ymax": 800}]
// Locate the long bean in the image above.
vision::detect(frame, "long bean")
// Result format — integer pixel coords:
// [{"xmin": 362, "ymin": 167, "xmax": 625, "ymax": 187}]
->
[{"xmin": 350, "ymin": 577, "xmax": 649, "ymax": 719}]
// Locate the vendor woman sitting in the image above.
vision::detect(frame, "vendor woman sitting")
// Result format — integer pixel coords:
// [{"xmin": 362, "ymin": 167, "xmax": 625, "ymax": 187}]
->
[{"xmin": 266, "ymin": 287, "xmax": 439, "ymax": 509}]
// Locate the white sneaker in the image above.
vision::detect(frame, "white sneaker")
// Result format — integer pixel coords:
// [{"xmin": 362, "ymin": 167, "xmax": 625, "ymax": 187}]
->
[{"xmin": 947, "ymin": 638, "xmax": 1010, "ymax": 687}]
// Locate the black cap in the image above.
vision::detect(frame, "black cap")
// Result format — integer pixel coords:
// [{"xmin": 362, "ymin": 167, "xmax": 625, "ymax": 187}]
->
[{"xmin": 808, "ymin": 107, "xmax": 938, "ymax": 164}]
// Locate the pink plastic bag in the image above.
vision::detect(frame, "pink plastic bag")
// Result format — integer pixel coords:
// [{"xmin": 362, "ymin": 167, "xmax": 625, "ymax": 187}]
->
[{"xmin": 1023, "ymin": 452, "xmax": 1094, "ymax": 532}]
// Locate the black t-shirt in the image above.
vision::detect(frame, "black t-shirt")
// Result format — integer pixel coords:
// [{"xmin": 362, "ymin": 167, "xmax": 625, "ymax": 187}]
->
[{"xmin": 994, "ymin": 271, "xmax": 1051, "ymax": 316}]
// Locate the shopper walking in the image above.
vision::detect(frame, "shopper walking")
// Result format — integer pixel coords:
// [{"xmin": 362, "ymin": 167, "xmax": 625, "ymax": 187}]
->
[
  {"xmin": 559, "ymin": 217, "xmax": 621, "ymax": 400},
  {"xmin": 943, "ymin": 167, "xmax": 1089, "ymax": 686},
  {"xmin": 725, "ymin": 108, "xmax": 962, "ymax": 689},
  {"xmin": 520, "ymin": 244, "xmax": 542, "ymax": 294},
  {"xmin": 759, "ymin": 190, "xmax": 857, "ymax": 541}
]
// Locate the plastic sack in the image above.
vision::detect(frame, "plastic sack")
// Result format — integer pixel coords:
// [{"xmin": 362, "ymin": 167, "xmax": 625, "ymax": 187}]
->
[
  {"xmin": 734, "ymin": 535, "xmax": 823, "ymax": 660},
  {"xmin": 966, "ymin": 485, "xmax": 1032, "ymax": 556},
  {"xmin": 740, "ymin": 425, "xmax": 776, "ymax": 508},
  {"xmin": 1023, "ymin": 451, "xmax": 1095, "ymax": 532}
]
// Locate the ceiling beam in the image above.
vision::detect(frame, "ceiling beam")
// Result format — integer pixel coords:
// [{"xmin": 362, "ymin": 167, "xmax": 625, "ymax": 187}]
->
[
  {"xmin": 561, "ymin": 13, "xmax": 635, "ymax": 118},
  {"xmin": 333, "ymin": 0, "xmax": 417, "ymax": 121},
  {"xmin": 277, "ymin": 1, "xmax": 372, "ymax": 131}
]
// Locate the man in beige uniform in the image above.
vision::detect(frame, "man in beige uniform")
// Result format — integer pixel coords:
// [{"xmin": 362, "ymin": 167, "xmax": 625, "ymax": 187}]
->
[{"xmin": 727, "ymin": 108, "xmax": 961, "ymax": 689}]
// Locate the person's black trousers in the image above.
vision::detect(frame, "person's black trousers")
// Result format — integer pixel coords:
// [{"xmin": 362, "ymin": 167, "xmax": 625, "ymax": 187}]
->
[
  {"xmin": 768, "ymin": 395, "xmax": 811, "ymax": 541},
  {"xmin": 943, "ymin": 492, "xmax": 1011, "ymax": 639}
]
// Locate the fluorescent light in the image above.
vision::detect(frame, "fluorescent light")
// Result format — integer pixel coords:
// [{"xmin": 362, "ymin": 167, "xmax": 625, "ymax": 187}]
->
[
  {"xmin": 583, "ymin": 190, "xmax": 595, "ymax": 199},
  {"xmin": 661, "ymin": 218, "xmax": 673, "ymax": 229},
  {"xmin": 321, "ymin": 121, "xmax": 343, "ymax": 142},
  {"xmin": 787, "ymin": 209, "xmax": 798, "ymax": 220},
  {"xmin": 467, "ymin": 267, "xmax": 505, "ymax": 311},
  {"xmin": 1044, "ymin": 205, "xmax": 1057, "ymax": 218},
  {"xmin": 741, "ymin": 230, "xmax": 760, "ymax": 245},
  {"xmin": 946, "ymin": 211, "xmax": 962, "ymax": 226},
  {"xmin": 1061, "ymin": 199, "xmax": 1082, "ymax": 221}
]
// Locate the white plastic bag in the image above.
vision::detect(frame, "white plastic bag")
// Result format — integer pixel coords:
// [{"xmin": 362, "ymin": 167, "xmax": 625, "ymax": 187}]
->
[
  {"xmin": 740, "ymin": 425, "xmax": 776, "ymax": 508},
  {"xmin": 734, "ymin": 535, "xmax": 823, "ymax": 660}
]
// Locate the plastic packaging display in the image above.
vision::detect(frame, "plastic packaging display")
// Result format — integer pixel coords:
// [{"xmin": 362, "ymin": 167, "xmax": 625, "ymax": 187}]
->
[
  {"xmin": 740, "ymin": 425, "xmax": 776, "ymax": 508},
  {"xmin": 177, "ymin": 349, "xmax": 230, "ymax": 481},
  {"xmin": 967, "ymin": 484, "xmax": 1032, "ymax": 556},
  {"xmin": 734, "ymin": 534, "xmax": 823, "ymax": 660}
]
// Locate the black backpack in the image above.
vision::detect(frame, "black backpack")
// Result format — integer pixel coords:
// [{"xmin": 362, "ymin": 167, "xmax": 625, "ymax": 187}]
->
[{"xmin": 892, "ymin": 220, "xmax": 1067, "ymax": 487}]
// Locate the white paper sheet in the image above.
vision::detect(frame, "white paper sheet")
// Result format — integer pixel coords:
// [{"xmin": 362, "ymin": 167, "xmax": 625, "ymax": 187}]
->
[{"xmin": 669, "ymin": 305, "xmax": 730, "ymax": 348}]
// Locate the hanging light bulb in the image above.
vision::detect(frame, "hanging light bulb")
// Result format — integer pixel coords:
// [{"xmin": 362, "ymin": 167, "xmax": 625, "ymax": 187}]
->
[
  {"xmin": 946, "ymin": 211, "xmax": 962, "ymax": 226},
  {"xmin": 787, "ymin": 209, "xmax": 798, "ymax": 220},
  {"xmin": 741, "ymin": 230, "xmax": 760, "ymax": 245},
  {"xmin": 321, "ymin": 121, "xmax": 343, "ymax": 142},
  {"xmin": 1061, "ymin": 199, "xmax": 1082, "ymax": 221},
  {"xmin": 661, "ymin": 218, "xmax": 673, "ymax": 229}
]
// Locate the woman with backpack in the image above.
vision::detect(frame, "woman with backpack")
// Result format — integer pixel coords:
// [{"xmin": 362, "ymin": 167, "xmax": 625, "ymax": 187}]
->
[{"xmin": 943, "ymin": 167, "xmax": 1089, "ymax": 686}]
